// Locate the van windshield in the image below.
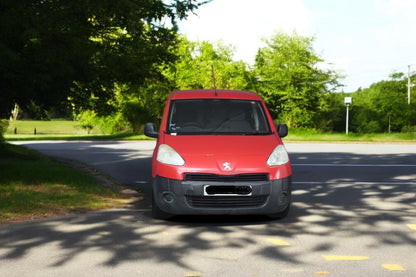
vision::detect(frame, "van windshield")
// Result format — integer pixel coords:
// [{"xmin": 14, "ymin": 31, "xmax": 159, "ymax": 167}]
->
[{"xmin": 167, "ymin": 99, "xmax": 272, "ymax": 135}]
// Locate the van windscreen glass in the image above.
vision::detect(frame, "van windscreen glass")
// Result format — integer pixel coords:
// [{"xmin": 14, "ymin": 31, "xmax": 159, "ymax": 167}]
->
[{"xmin": 167, "ymin": 99, "xmax": 272, "ymax": 135}]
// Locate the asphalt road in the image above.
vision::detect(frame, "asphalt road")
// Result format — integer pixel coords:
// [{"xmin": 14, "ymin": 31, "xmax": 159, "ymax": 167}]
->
[{"xmin": 1, "ymin": 141, "xmax": 416, "ymax": 277}]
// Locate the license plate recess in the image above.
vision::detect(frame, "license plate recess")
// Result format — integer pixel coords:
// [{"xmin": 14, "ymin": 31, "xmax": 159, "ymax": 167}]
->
[{"xmin": 204, "ymin": 185, "xmax": 253, "ymax": 196}]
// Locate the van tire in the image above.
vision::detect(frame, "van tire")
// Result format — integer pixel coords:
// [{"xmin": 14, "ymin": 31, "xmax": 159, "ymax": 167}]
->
[{"xmin": 152, "ymin": 193, "xmax": 172, "ymax": 220}]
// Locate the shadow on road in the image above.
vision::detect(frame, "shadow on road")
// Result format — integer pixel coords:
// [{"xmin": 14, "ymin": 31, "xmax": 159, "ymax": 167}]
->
[{"xmin": 1, "ymin": 143, "xmax": 416, "ymax": 272}]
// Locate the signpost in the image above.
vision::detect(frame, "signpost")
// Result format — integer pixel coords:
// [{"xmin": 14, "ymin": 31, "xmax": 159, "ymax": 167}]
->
[{"xmin": 345, "ymin": 97, "xmax": 352, "ymax": 134}]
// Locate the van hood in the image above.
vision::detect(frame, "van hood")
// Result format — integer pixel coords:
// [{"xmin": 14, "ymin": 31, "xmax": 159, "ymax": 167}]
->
[{"xmin": 161, "ymin": 134, "xmax": 284, "ymax": 175}]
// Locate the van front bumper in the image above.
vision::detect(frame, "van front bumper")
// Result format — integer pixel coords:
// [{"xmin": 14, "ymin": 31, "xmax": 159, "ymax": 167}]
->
[{"xmin": 152, "ymin": 175, "xmax": 291, "ymax": 216}]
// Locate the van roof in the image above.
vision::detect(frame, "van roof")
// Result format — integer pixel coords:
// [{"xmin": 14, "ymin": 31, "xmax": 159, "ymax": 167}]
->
[{"xmin": 169, "ymin": 90, "xmax": 262, "ymax": 101}]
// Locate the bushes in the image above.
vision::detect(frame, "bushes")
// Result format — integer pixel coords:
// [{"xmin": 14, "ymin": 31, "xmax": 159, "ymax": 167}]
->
[
  {"xmin": 76, "ymin": 110, "xmax": 131, "ymax": 135},
  {"xmin": 357, "ymin": 121, "xmax": 381, "ymax": 134},
  {"xmin": 0, "ymin": 119, "xmax": 9, "ymax": 143},
  {"xmin": 401, "ymin": 125, "xmax": 416, "ymax": 133},
  {"xmin": 77, "ymin": 110, "xmax": 97, "ymax": 134},
  {"xmin": 96, "ymin": 113, "xmax": 131, "ymax": 134}
]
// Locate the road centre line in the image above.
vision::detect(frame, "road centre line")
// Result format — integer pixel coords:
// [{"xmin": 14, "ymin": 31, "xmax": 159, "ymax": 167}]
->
[
  {"xmin": 292, "ymin": 163, "xmax": 416, "ymax": 167},
  {"xmin": 293, "ymin": 181, "xmax": 416, "ymax": 185}
]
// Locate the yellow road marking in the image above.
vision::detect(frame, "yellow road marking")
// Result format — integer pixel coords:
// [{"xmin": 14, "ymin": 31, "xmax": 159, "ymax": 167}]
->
[
  {"xmin": 322, "ymin": 255, "xmax": 369, "ymax": 261},
  {"xmin": 266, "ymin": 238, "xmax": 291, "ymax": 246},
  {"xmin": 382, "ymin": 264, "xmax": 406, "ymax": 271},
  {"xmin": 407, "ymin": 224, "xmax": 416, "ymax": 231},
  {"xmin": 315, "ymin": 271, "xmax": 330, "ymax": 275}
]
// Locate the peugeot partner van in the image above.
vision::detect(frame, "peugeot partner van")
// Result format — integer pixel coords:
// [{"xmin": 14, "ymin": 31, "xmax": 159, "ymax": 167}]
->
[{"xmin": 145, "ymin": 90, "xmax": 292, "ymax": 219}]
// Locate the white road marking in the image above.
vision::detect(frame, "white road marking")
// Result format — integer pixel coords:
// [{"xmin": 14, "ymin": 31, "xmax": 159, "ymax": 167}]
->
[
  {"xmin": 292, "ymin": 163, "xmax": 416, "ymax": 167},
  {"xmin": 293, "ymin": 181, "xmax": 416, "ymax": 185}
]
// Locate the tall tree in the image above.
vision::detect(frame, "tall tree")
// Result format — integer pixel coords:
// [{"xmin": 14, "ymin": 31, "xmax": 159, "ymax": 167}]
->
[
  {"xmin": 111, "ymin": 36, "xmax": 255, "ymax": 129},
  {"xmin": 164, "ymin": 37, "xmax": 254, "ymax": 91},
  {"xmin": 0, "ymin": 0, "xmax": 208, "ymax": 118},
  {"xmin": 350, "ymin": 77, "xmax": 416, "ymax": 133},
  {"xmin": 254, "ymin": 31, "xmax": 341, "ymax": 128}
]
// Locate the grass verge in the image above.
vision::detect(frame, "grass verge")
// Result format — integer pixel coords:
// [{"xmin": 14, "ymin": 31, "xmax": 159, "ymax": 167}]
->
[
  {"xmin": 285, "ymin": 129, "xmax": 416, "ymax": 143},
  {"xmin": 0, "ymin": 143, "xmax": 130, "ymax": 224},
  {"xmin": 4, "ymin": 120, "xmax": 416, "ymax": 143},
  {"xmin": 5, "ymin": 120, "xmax": 149, "ymax": 141}
]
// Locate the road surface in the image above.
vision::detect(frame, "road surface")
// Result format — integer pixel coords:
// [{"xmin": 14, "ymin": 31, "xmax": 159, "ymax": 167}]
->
[{"xmin": 1, "ymin": 141, "xmax": 415, "ymax": 276}]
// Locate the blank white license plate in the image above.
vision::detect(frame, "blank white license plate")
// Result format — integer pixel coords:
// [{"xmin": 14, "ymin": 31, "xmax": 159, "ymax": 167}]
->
[{"xmin": 204, "ymin": 185, "xmax": 253, "ymax": 196}]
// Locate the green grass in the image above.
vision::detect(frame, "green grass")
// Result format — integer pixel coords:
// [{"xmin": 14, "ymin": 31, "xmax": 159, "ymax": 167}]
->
[
  {"xmin": 285, "ymin": 129, "xmax": 416, "ymax": 143},
  {"xmin": 0, "ymin": 143, "xmax": 128, "ymax": 224},
  {"xmin": 5, "ymin": 119, "xmax": 151, "ymax": 141},
  {"xmin": 7, "ymin": 119, "xmax": 99, "ymax": 135},
  {"xmin": 4, "ymin": 119, "xmax": 416, "ymax": 142}
]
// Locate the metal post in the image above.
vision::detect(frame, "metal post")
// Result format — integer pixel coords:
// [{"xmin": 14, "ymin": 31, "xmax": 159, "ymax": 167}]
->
[
  {"xmin": 344, "ymin": 97, "xmax": 352, "ymax": 135},
  {"xmin": 346, "ymin": 104, "xmax": 349, "ymax": 135}
]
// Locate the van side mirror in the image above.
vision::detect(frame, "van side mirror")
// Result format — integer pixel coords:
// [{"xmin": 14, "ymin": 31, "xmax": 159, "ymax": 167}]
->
[
  {"xmin": 276, "ymin": 124, "xmax": 288, "ymax": 138},
  {"xmin": 144, "ymin": 123, "xmax": 159, "ymax": 138}
]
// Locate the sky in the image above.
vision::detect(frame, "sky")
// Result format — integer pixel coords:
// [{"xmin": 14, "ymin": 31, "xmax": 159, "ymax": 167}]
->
[{"xmin": 177, "ymin": 0, "xmax": 416, "ymax": 92}]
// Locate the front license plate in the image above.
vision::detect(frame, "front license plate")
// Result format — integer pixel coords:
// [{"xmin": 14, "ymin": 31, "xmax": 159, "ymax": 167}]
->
[{"xmin": 204, "ymin": 185, "xmax": 253, "ymax": 196}]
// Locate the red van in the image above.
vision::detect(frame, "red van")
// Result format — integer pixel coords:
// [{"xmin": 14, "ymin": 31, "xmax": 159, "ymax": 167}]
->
[{"xmin": 145, "ymin": 90, "xmax": 292, "ymax": 219}]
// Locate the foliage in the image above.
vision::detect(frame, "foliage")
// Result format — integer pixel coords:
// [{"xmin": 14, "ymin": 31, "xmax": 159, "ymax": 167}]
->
[
  {"xmin": 103, "ymin": 82, "xmax": 171, "ymax": 132},
  {"xmin": 164, "ymin": 37, "xmax": 254, "ymax": 91},
  {"xmin": 254, "ymin": 31, "xmax": 342, "ymax": 128},
  {"xmin": 0, "ymin": 0, "xmax": 207, "ymax": 118},
  {"xmin": 0, "ymin": 120, "xmax": 9, "ymax": 143},
  {"xmin": 96, "ymin": 113, "xmax": 131, "ymax": 135},
  {"xmin": 77, "ymin": 110, "xmax": 97, "ymax": 134},
  {"xmin": 113, "ymin": 36, "xmax": 256, "ymax": 127},
  {"xmin": 78, "ymin": 109, "xmax": 132, "ymax": 135},
  {"xmin": 2, "ymin": 1, "xmax": 414, "ymax": 137},
  {"xmin": 316, "ymin": 92, "xmax": 346, "ymax": 132},
  {"xmin": 350, "ymin": 78, "xmax": 416, "ymax": 133}
]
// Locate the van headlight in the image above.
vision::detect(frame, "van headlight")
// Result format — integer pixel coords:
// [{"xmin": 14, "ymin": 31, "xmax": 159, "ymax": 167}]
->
[
  {"xmin": 157, "ymin": 144, "xmax": 185, "ymax": 166},
  {"xmin": 267, "ymin": 145, "xmax": 289, "ymax": 166}
]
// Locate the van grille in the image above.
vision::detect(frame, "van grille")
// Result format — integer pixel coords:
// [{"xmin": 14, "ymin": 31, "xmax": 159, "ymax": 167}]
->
[
  {"xmin": 184, "ymin": 173, "xmax": 269, "ymax": 182},
  {"xmin": 186, "ymin": 195, "xmax": 267, "ymax": 208}
]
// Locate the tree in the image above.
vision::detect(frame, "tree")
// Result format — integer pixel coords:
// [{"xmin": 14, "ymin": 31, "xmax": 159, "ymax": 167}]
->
[
  {"xmin": 254, "ymin": 31, "xmax": 341, "ymax": 128},
  {"xmin": 110, "ymin": 36, "xmax": 255, "ymax": 129},
  {"xmin": 317, "ymin": 92, "xmax": 346, "ymax": 132},
  {"xmin": 0, "ymin": 0, "xmax": 208, "ymax": 118},
  {"xmin": 350, "ymin": 76, "xmax": 416, "ymax": 133},
  {"xmin": 164, "ymin": 37, "xmax": 254, "ymax": 91},
  {"xmin": 77, "ymin": 110, "xmax": 97, "ymax": 134},
  {"xmin": 110, "ymin": 82, "xmax": 171, "ymax": 132}
]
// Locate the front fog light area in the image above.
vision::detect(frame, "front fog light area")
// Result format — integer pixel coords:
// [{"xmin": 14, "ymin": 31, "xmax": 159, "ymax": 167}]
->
[
  {"xmin": 157, "ymin": 144, "xmax": 185, "ymax": 166},
  {"xmin": 267, "ymin": 145, "xmax": 289, "ymax": 166}
]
